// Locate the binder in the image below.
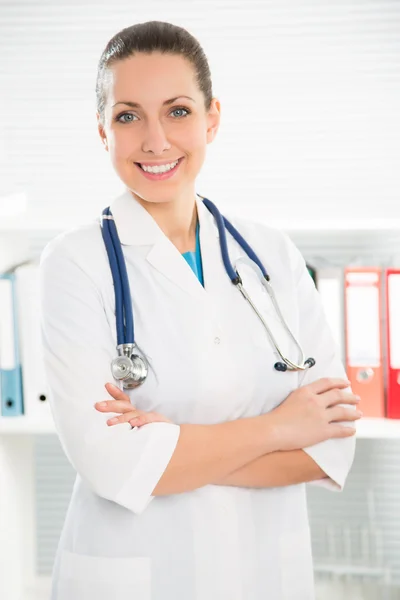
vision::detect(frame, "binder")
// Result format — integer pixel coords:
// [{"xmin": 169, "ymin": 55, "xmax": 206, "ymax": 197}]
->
[
  {"xmin": 306, "ymin": 264, "xmax": 317, "ymax": 287},
  {"xmin": 344, "ymin": 267, "xmax": 385, "ymax": 418},
  {"xmin": 0, "ymin": 273, "xmax": 24, "ymax": 416},
  {"xmin": 316, "ymin": 267, "xmax": 345, "ymax": 363},
  {"xmin": 14, "ymin": 263, "xmax": 51, "ymax": 419},
  {"xmin": 385, "ymin": 268, "xmax": 400, "ymax": 419}
]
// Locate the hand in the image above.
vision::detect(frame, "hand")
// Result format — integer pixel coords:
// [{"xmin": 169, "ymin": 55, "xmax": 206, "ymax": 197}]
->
[
  {"xmin": 266, "ymin": 378, "xmax": 362, "ymax": 452},
  {"xmin": 94, "ymin": 383, "xmax": 174, "ymax": 428}
]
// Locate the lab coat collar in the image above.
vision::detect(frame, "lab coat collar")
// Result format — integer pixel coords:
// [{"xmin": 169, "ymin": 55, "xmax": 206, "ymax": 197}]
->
[
  {"xmin": 108, "ymin": 187, "xmax": 218, "ymax": 246},
  {"xmin": 106, "ymin": 187, "xmax": 241, "ymax": 300}
]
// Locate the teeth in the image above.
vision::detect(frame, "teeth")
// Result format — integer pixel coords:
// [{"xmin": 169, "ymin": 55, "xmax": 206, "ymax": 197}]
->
[{"xmin": 141, "ymin": 160, "xmax": 179, "ymax": 174}]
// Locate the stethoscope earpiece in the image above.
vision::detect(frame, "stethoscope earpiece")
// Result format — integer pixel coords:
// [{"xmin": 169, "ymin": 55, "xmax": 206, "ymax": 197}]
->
[
  {"xmin": 274, "ymin": 362, "xmax": 288, "ymax": 372},
  {"xmin": 274, "ymin": 357, "xmax": 316, "ymax": 372}
]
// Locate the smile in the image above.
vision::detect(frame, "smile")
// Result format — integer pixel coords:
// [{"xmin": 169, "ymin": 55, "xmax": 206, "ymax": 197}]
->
[{"xmin": 134, "ymin": 157, "xmax": 184, "ymax": 181}]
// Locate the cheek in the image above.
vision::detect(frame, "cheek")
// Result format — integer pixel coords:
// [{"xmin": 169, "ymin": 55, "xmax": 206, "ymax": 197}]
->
[
  {"xmin": 183, "ymin": 124, "xmax": 206, "ymax": 148},
  {"xmin": 112, "ymin": 130, "xmax": 136, "ymax": 158},
  {"xmin": 181, "ymin": 127, "xmax": 207, "ymax": 166}
]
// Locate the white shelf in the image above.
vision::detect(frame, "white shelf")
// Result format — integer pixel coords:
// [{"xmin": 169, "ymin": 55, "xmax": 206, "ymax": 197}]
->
[
  {"xmin": 355, "ymin": 417, "xmax": 400, "ymax": 439},
  {"xmin": 0, "ymin": 415, "xmax": 400, "ymax": 438},
  {"xmin": 0, "ymin": 416, "xmax": 56, "ymax": 434}
]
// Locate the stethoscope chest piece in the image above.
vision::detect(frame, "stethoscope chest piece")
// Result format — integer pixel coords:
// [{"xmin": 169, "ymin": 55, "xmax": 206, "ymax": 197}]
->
[{"xmin": 111, "ymin": 343, "xmax": 148, "ymax": 389}]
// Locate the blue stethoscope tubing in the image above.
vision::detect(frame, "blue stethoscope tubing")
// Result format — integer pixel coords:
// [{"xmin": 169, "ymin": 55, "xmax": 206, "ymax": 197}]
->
[
  {"xmin": 101, "ymin": 196, "xmax": 315, "ymax": 387},
  {"xmin": 102, "ymin": 206, "xmax": 134, "ymax": 345}
]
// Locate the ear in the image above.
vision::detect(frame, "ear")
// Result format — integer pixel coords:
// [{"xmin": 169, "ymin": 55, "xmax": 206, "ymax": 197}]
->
[
  {"xmin": 96, "ymin": 112, "xmax": 108, "ymax": 150},
  {"xmin": 206, "ymin": 98, "xmax": 221, "ymax": 144}
]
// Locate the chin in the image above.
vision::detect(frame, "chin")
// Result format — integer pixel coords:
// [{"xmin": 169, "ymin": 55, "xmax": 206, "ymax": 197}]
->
[{"xmin": 129, "ymin": 189, "xmax": 178, "ymax": 206}]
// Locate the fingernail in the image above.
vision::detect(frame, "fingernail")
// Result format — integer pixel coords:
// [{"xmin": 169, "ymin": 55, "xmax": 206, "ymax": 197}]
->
[
  {"xmin": 108, "ymin": 417, "xmax": 118, "ymax": 425},
  {"xmin": 97, "ymin": 402, "xmax": 107, "ymax": 408}
]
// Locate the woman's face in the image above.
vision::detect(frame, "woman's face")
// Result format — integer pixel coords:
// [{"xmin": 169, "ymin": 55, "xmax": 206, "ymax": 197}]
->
[{"xmin": 97, "ymin": 52, "xmax": 220, "ymax": 206}]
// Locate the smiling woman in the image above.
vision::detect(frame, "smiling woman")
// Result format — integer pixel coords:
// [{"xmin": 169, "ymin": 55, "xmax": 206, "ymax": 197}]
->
[{"xmin": 40, "ymin": 19, "xmax": 357, "ymax": 600}]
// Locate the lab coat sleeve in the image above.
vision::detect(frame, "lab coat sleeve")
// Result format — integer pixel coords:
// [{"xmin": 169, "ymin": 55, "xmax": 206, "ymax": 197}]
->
[
  {"xmin": 39, "ymin": 236, "xmax": 181, "ymax": 515},
  {"xmin": 283, "ymin": 232, "xmax": 356, "ymax": 492}
]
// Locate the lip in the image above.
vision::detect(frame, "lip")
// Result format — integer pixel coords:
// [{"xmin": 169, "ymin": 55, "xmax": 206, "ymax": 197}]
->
[{"xmin": 134, "ymin": 157, "xmax": 184, "ymax": 181}]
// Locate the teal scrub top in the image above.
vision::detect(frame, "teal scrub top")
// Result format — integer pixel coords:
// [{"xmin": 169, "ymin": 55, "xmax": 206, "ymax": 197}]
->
[{"xmin": 181, "ymin": 219, "xmax": 204, "ymax": 286}]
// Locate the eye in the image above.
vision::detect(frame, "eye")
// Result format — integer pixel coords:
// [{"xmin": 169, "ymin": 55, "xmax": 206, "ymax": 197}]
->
[
  {"xmin": 115, "ymin": 112, "xmax": 137, "ymax": 124},
  {"xmin": 170, "ymin": 107, "xmax": 191, "ymax": 118}
]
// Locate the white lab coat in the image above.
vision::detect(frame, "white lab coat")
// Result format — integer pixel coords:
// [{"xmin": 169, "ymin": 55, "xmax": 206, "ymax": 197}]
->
[{"xmin": 39, "ymin": 187, "xmax": 356, "ymax": 600}]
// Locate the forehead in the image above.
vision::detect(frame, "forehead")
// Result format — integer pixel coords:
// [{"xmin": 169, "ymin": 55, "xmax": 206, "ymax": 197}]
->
[{"xmin": 107, "ymin": 53, "xmax": 199, "ymax": 106}]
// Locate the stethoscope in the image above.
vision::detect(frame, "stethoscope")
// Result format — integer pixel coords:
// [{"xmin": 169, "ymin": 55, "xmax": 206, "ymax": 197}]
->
[{"xmin": 101, "ymin": 196, "xmax": 315, "ymax": 389}]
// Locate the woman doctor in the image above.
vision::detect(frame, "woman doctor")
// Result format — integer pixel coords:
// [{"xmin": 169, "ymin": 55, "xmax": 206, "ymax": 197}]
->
[{"xmin": 40, "ymin": 20, "xmax": 361, "ymax": 600}]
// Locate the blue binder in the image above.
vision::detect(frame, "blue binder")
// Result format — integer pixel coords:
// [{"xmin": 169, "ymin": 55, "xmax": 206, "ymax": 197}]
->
[{"xmin": 0, "ymin": 272, "xmax": 24, "ymax": 416}]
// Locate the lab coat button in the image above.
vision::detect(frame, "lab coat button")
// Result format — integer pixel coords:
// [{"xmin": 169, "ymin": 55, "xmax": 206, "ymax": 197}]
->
[{"xmin": 214, "ymin": 337, "xmax": 221, "ymax": 345}]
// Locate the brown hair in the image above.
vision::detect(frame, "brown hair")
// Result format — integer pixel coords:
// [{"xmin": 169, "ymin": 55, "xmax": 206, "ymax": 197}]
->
[{"xmin": 96, "ymin": 21, "xmax": 213, "ymax": 126}]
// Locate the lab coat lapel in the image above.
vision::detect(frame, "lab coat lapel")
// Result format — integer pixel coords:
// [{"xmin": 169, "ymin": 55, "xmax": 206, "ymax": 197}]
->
[
  {"xmin": 145, "ymin": 194, "xmax": 224, "ymax": 299},
  {"xmin": 109, "ymin": 188, "xmax": 239, "ymax": 300}
]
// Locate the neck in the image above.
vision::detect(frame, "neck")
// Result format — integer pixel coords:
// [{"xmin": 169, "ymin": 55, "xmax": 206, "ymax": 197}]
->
[{"xmin": 131, "ymin": 191, "xmax": 198, "ymax": 253}]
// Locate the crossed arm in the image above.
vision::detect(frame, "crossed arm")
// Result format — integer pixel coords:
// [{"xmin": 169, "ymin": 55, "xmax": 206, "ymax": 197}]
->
[
  {"xmin": 97, "ymin": 383, "xmax": 330, "ymax": 492},
  {"xmin": 213, "ymin": 449, "xmax": 328, "ymax": 488}
]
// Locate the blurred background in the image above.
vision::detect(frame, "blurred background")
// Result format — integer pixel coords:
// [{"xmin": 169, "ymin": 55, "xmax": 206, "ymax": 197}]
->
[{"xmin": 0, "ymin": 1, "xmax": 400, "ymax": 599}]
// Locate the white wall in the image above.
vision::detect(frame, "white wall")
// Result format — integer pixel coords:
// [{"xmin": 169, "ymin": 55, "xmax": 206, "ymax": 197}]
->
[{"xmin": 1, "ymin": 0, "xmax": 399, "ymax": 230}]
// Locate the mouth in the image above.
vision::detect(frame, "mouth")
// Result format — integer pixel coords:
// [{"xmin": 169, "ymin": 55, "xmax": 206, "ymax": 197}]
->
[{"xmin": 134, "ymin": 157, "xmax": 184, "ymax": 181}]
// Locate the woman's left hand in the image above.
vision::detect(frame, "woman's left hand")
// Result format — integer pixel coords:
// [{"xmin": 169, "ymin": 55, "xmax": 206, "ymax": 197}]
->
[{"xmin": 95, "ymin": 382, "xmax": 173, "ymax": 428}]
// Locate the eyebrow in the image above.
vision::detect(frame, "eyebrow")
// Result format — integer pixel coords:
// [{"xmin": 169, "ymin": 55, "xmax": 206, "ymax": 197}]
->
[{"xmin": 112, "ymin": 96, "xmax": 196, "ymax": 109}]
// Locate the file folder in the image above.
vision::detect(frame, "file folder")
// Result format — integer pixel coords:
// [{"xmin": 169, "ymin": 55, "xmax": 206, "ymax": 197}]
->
[
  {"xmin": 306, "ymin": 264, "xmax": 317, "ymax": 287},
  {"xmin": 316, "ymin": 267, "xmax": 345, "ymax": 363},
  {"xmin": 0, "ymin": 272, "xmax": 24, "ymax": 416},
  {"xmin": 14, "ymin": 263, "xmax": 51, "ymax": 419},
  {"xmin": 344, "ymin": 267, "xmax": 385, "ymax": 417},
  {"xmin": 385, "ymin": 268, "xmax": 400, "ymax": 419}
]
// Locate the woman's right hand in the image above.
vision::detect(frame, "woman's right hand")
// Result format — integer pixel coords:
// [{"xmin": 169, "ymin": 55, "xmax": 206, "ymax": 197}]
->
[{"xmin": 266, "ymin": 378, "xmax": 362, "ymax": 452}]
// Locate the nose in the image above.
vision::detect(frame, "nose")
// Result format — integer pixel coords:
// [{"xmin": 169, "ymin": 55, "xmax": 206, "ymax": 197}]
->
[{"xmin": 141, "ymin": 119, "xmax": 171, "ymax": 155}]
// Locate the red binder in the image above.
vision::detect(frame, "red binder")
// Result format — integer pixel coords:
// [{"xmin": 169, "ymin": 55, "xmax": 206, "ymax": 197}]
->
[
  {"xmin": 385, "ymin": 268, "xmax": 400, "ymax": 419},
  {"xmin": 344, "ymin": 267, "xmax": 385, "ymax": 418}
]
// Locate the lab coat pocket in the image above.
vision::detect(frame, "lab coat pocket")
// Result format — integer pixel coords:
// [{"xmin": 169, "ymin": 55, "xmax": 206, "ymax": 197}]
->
[
  {"xmin": 279, "ymin": 529, "xmax": 315, "ymax": 600},
  {"xmin": 56, "ymin": 550, "xmax": 151, "ymax": 600}
]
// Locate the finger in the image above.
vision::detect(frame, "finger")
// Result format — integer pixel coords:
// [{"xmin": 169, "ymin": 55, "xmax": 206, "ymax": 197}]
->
[
  {"xmin": 327, "ymin": 406, "xmax": 362, "ymax": 423},
  {"xmin": 328, "ymin": 424, "xmax": 357, "ymax": 439},
  {"xmin": 129, "ymin": 415, "xmax": 146, "ymax": 428},
  {"xmin": 107, "ymin": 409, "xmax": 145, "ymax": 426},
  {"xmin": 308, "ymin": 378, "xmax": 351, "ymax": 395},
  {"xmin": 95, "ymin": 399, "xmax": 135, "ymax": 413},
  {"xmin": 129, "ymin": 412, "xmax": 172, "ymax": 428},
  {"xmin": 321, "ymin": 390, "xmax": 361, "ymax": 408},
  {"xmin": 104, "ymin": 382, "xmax": 131, "ymax": 402}
]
